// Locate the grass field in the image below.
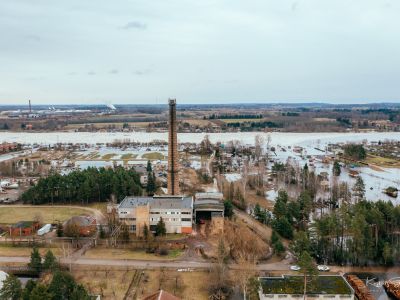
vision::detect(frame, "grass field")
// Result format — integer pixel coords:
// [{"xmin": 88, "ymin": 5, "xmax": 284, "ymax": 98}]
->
[
  {"xmin": 142, "ymin": 152, "xmax": 165, "ymax": 160},
  {"xmin": 0, "ymin": 244, "xmax": 62, "ymax": 257},
  {"xmin": 0, "ymin": 206, "xmax": 91, "ymax": 224},
  {"xmin": 121, "ymin": 153, "xmax": 137, "ymax": 160},
  {"xmin": 102, "ymin": 153, "xmax": 117, "ymax": 160},
  {"xmin": 83, "ymin": 248, "xmax": 183, "ymax": 260},
  {"xmin": 365, "ymin": 154, "xmax": 400, "ymax": 168}
]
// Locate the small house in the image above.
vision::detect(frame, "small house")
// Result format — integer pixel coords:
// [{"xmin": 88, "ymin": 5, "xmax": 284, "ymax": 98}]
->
[{"xmin": 9, "ymin": 221, "xmax": 40, "ymax": 236}]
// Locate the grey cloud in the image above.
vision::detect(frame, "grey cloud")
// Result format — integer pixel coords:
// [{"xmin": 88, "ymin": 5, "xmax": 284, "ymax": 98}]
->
[
  {"xmin": 121, "ymin": 21, "xmax": 147, "ymax": 30},
  {"xmin": 109, "ymin": 69, "xmax": 119, "ymax": 74},
  {"xmin": 25, "ymin": 34, "xmax": 41, "ymax": 42},
  {"xmin": 87, "ymin": 71, "xmax": 96, "ymax": 76},
  {"xmin": 133, "ymin": 69, "xmax": 151, "ymax": 76}
]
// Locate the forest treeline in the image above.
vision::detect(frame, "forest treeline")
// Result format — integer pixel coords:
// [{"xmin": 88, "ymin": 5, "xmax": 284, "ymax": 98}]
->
[
  {"xmin": 271, "ymin": 189, "xmax": 400, "ymax": 266},
  {"xmin": 205, "ymin": 114, "xmax": 263, "ymax": 120},
  {"xmin": 21, "ymin": 167, "xmax": 142, "ymax": 205}
]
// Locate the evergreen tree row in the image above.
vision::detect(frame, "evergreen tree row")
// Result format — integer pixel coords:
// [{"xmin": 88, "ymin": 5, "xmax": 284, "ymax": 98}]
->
[{"xmin": 21, "ymin": 166, "xmax": 142, "ymax": 205}]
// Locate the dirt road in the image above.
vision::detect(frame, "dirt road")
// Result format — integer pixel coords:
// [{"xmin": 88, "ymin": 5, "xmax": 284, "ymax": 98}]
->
[{"xmin": 233, "ymin": 208, "xmax": 272, "ymax": 242}]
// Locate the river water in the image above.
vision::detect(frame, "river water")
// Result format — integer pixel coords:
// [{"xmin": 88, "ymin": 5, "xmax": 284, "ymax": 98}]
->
[{"xmin": 1, "ymin": 131, "xmax": 400, "ymax": 146}]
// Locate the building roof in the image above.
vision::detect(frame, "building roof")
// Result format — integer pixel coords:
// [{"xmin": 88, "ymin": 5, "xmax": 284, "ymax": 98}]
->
[
  {"xmin": 143, "ymin": 289, "xmax": 181, "ymax": 300},
  {"xmin": 119, "ymin": 195, "xmax": 193, "ymax": 210},
  {"xmin": 259, "ymin": 275, "xmax": 353, "ymax": 295},
  {"xmin": 195, "ymin": 192, "xmax": 223, "ymax": 201},
  {"xmin": 11, "ymin": 221, "xmax": 37, "ymax": 229},
  {"xmin": 65, "ymin": 216, "xmax": 95, "ymax": 227}
]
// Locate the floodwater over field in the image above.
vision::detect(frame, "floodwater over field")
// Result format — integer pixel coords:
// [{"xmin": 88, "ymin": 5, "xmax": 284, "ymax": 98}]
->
[
  {"xmin": 1, "ymin": 131, "xmax": 399, "ymax": 204},
  {"xmin": 1, "ymin": 131, "xmax": 400, "ymax": 146},
  {"xmin": 267, "ymin": 145, "xmax": 400, "ymax": 204}
]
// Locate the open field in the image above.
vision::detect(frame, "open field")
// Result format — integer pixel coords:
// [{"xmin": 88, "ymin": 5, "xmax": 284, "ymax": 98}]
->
[
  {"xmin": 72, "ymin": 268, "xmax": 210, "ymax": 300},
  {"xmin": 83, "ymin": 248, "xmax": 183, "ymax": 260},
  {"xmin": 73, "ymin": 268, "xmax": 139, "ymax": 299},
  {"xmin": 365, "ymin": 154, "xmax": 400, "ymax": 168},
  {"xmin": 102, "ymin": 153, "xmax": 117, "ymax": 160},
  {"xmin": 141, "ymin": 270, "xmax": 210, "ymax": 300},
  {"xmin": 0, "ymin": 244, "xmax": 62, "ymax": 257},
  {"xmin": 0, "ymin": 206, "xmax": 91, "ymax": 224},
  {"xmin": 182, "ymin": 119, "xmax": 212, "ymax": 126},
  {"xmin": 141, "ymin": 152, "xmax": 165, "ymax": 160},
  {"xmin": 121, "ymin": 153, "xmax": 137, "ymax": 160}
]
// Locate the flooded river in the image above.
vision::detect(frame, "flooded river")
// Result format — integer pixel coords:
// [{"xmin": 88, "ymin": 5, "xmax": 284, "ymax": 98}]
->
[{"xmin": 0, "ymin": 131, "xmax": 399, "ymax": 146}]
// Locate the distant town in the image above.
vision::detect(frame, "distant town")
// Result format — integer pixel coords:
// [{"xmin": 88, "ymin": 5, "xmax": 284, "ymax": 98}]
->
[{"xmin": 1, "ymin": 101, "xmax": 399, "ymax": 133}]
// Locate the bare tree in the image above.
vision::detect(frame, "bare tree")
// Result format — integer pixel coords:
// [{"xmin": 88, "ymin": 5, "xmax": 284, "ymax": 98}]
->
[
  {"xmin": 254, "ymin": 135, "xmax": 265, "ymax": 161},
  {"xmin": 233, "ymin": 256, "xmax": 257, "ymax": 300},
  {"xmin": 240, "ymin": 159, "xmax": 249, "ymax": 201}
]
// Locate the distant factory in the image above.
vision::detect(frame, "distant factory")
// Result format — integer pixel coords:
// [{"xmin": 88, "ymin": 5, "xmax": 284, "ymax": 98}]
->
[{"xmin": 0, "ymin": 100, "xmax": 117, "ymax": 119}]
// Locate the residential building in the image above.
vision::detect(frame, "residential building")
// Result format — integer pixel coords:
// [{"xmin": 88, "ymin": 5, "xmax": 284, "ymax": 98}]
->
[{"xmin": 9, "ymin": 221, "xmax": 40, "ymax": 236}]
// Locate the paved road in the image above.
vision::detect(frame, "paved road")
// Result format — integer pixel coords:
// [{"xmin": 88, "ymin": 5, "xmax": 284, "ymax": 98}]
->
[
  {"xmin": 0, "ymin": 256, "xmax": 288, "ymax": 271},
  {"xmin": 1, "ymin": 256, "xmax": 399, "ymax": 274}
]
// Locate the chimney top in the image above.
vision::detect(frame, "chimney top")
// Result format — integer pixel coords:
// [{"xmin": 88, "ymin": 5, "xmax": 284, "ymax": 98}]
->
[{"xmin": 168, "ymin": 98, "xmax": 176, "ymax": 105}]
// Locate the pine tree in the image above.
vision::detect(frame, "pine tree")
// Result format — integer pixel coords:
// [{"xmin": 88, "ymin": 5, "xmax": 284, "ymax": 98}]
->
[
  {"xmin": 155, "ymin": 217, "xmax": 167, "ymax": 236},
  {"xmin": 70, "ymin": 284, "xmax": 91, "ymax": 300},
  {"xmin": 28, "ymin": 247, "xmax": 42, "ymax": 274},
  {"xmin": 146, "ymin": 160, "xmax": 152, "ymax": 172},
  {"xmin": 0, "ymin": 274, "xmax": 22, "ymax": 300},
  {"xmin": 29, "ymin": 284, "xmax": 52, "ymax": 300},
  {"xmin": 333, "ymin": 161, "xmax": 341, "ymax": 176},
  {"xmin": 22, "ymin": 279, "xmax": 37, "ymax": 300},
  {"xmin": 43, "ymin": 249, "xmax": 57, "ymax": 271},
  {"xmin": 223, "ymin": 200, "xmax": 233, "ymax": 218},
  {"xmin": 146, "ymin": 171, "xmax": 156, "ymax": 196},
  {"xmin": 298, "ymin": 251, "xmax": 318, "ymax": 297},
  {"xmin": 48, "ymin": 271, "xmax": 77, "ymax": 300},
  {"xmin": 352, "ymin": 176, "xmax": 365, "ymax": 202}
]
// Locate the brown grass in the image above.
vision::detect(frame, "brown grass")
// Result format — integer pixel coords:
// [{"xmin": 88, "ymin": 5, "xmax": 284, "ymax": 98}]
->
[
  {"xmin": 83, "ymin": 248, "xmax": 183, "ymax": 260},
  {"xmin": 0, "ymin": 206, "xmax": 91, "ymax": 224},
  {"xmin": 72, "ymin": 268, "xmax": 211, "ymax": 300},
  {"xmin": 365, "ymin": 154, "xmax": 400, "ymax": 168},
  {"xmin": 139, "ymin": 270, "xmax": 210, "ymax": 300},
  {"xmin": 0, "ymin": 245, "xmax": 62, "ymax": 257}
]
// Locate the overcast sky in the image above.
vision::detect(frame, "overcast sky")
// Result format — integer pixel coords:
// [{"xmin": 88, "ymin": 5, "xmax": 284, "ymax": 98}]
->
[{"xmin": 1, "ymin": 0, "xmax": 400, "ymax": 105}]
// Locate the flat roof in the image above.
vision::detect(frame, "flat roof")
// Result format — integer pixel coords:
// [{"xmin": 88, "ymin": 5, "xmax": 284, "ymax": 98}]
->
[
  {"xmin": 260, "ymin": 275, "xmax": 353, "ymax": 295},
  {"xmin": 119, "ymin": 195, "xmax": 193, "ymax": 210},
  {"xmin": 195, "ymin": 192, "xmax": 223, "ymax": 200}
]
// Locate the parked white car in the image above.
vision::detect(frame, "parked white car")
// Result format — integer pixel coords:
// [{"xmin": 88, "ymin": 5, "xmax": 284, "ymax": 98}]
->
[
  {"xmin": 290, "ymin": 265, "xmax": 301, "ymax": 271},
  {"xmin": 317, "ymin": 265, "xmax": 330, "ymax": 272}
]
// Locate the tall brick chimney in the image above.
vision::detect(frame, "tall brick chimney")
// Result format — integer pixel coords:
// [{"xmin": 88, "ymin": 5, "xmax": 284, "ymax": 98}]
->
[{"xmin": 167, "ymin": 98, "xmax": 180, "ymax": 195}]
